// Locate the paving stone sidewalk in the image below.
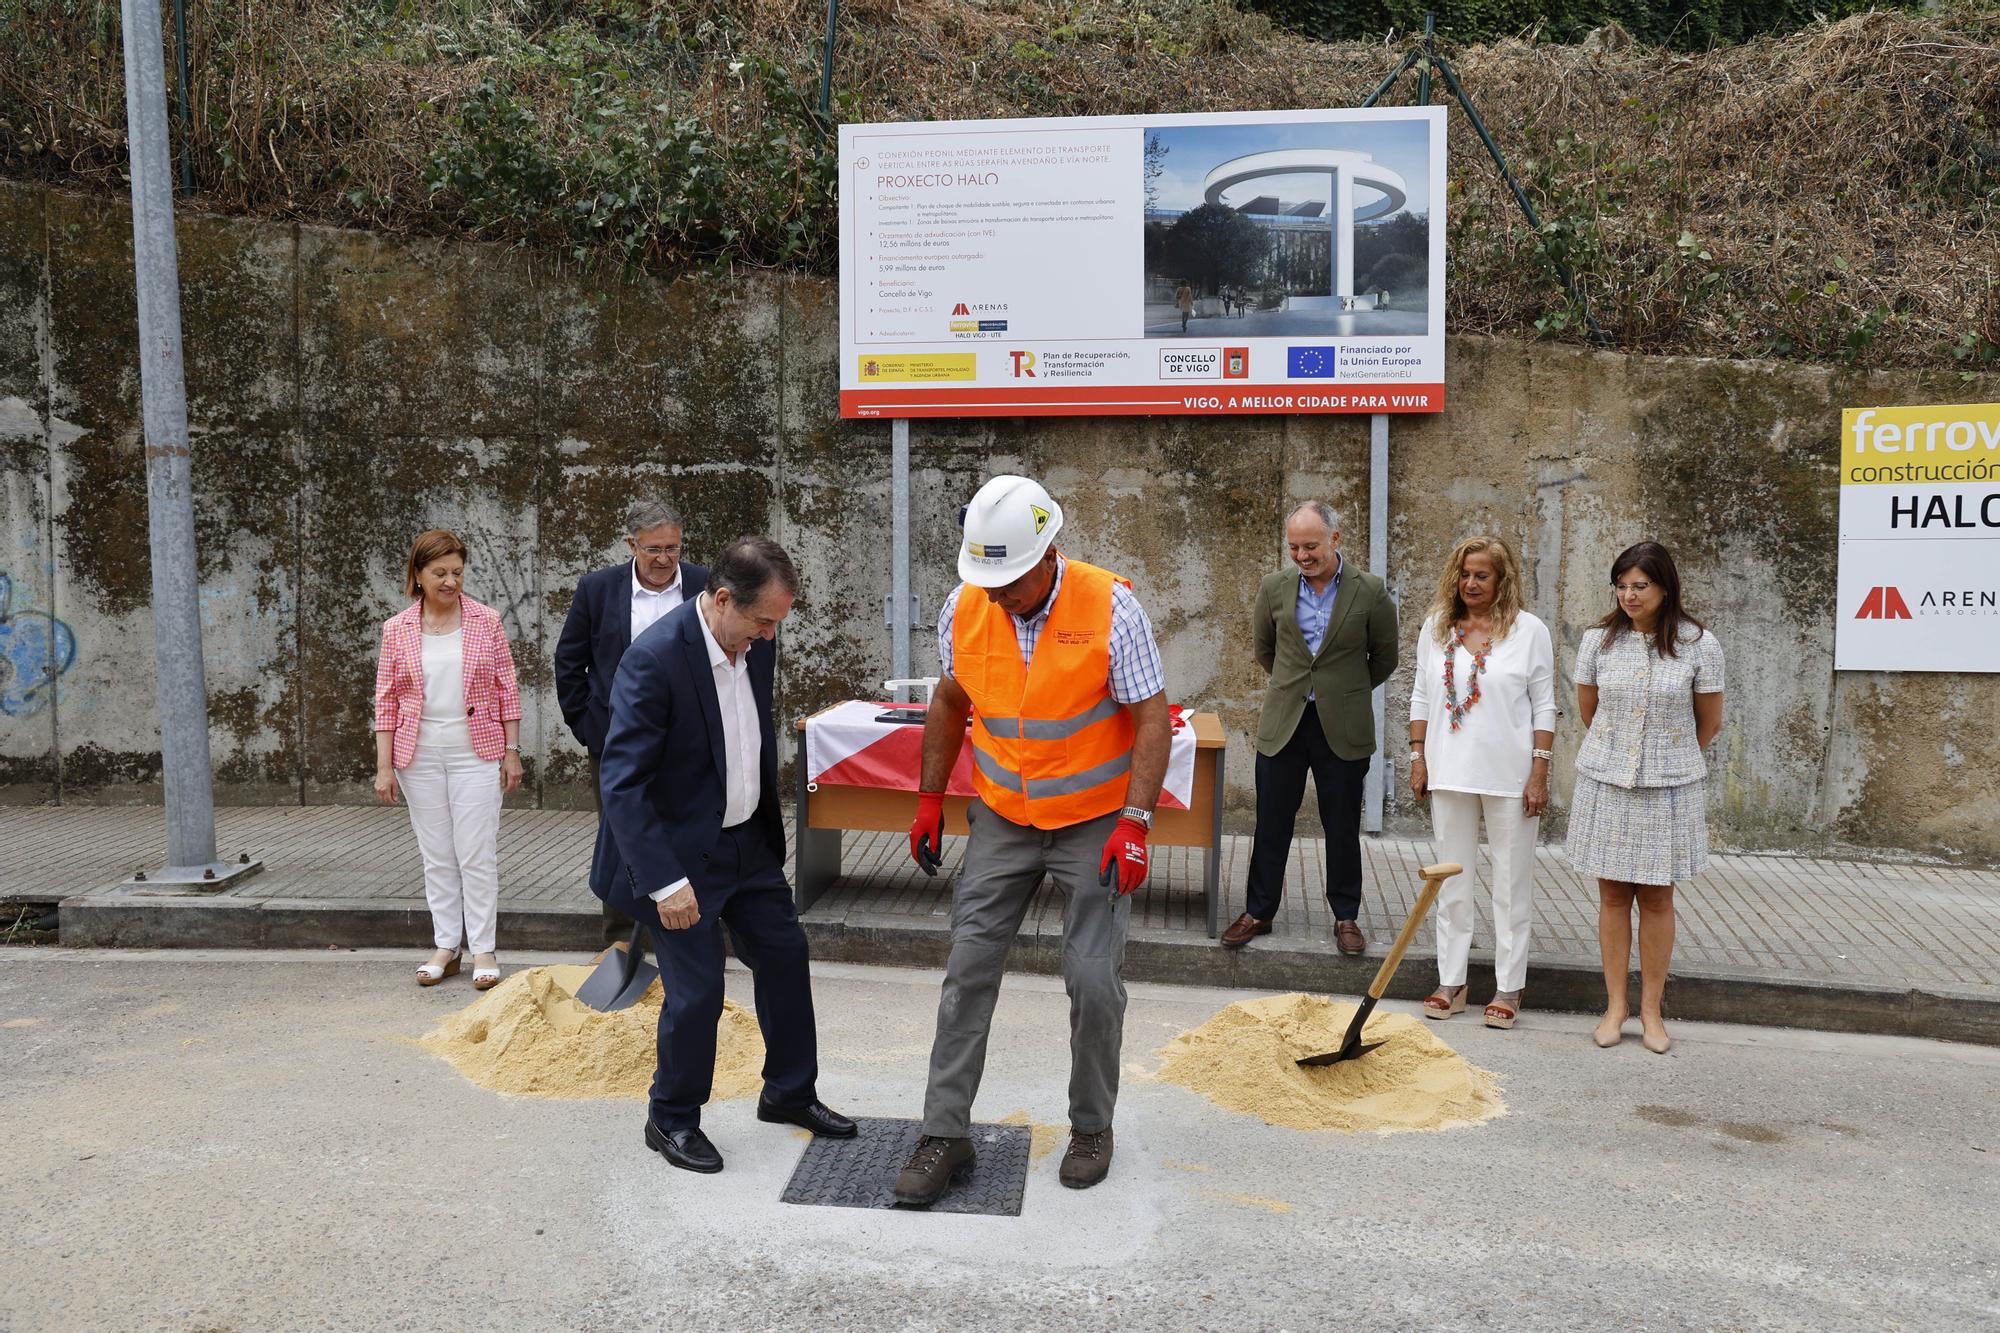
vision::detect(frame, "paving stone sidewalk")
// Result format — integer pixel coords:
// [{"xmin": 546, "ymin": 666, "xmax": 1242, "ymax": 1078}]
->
[{"xmin": 7, "ymin": 805, "xmax": 1995, "ymax": 1040}]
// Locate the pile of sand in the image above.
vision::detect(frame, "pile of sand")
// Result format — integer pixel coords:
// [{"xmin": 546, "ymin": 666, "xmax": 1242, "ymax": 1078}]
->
[
  {"xmin": 419, "ymin": 964, "xmax": 765, "ymax": 1100},
  {"xmin": 1156, "ymin": 993, "xmax": 1505, "ymax": 1134}
]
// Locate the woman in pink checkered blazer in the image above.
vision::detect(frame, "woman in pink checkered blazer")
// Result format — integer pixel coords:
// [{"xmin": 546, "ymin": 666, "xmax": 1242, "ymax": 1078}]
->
[{"xmin": 373, "ymin": 530, "xmax": 524, "ymax": 990}]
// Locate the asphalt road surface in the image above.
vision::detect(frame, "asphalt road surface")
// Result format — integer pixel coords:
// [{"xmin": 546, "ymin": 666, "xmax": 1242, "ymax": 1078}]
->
[{"xmin": 3, "ymin": 950, "xmax": 1995, "ymax": 1331}]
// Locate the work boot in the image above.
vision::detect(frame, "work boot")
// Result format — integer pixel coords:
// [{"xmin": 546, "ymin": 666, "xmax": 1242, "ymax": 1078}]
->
[
  {"xmin": 1059, "ymin": 1127, "xmax": 1114, "ymax": 1189},
  {"xmin": 893, "ymin": 1134, "xmax": 975, "ymax": 1206}
]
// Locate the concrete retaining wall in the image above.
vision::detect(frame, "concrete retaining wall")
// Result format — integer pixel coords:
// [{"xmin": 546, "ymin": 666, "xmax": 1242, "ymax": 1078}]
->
[{"xmin": 2, "ymin": 181, "xmax": 1995, "ymax": 860}]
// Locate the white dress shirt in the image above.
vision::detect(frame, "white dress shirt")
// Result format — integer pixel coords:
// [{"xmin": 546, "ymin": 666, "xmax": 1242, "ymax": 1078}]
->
[
  {"xmin": 651, "ymin": 593, "xmax": 762, "ymax": 902},
  {"xmin": 630, "ymin": 561, "xmax": 684, "ymax": 643}
]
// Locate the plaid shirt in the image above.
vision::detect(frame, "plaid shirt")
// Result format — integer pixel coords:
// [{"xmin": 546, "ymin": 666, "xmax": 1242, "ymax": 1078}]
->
[{"xmin": 937, "ymin": 556, "xmax": 1166, "ymax": 704}]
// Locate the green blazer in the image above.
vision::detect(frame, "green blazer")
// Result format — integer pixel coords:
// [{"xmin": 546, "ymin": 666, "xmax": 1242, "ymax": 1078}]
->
[{"xmin": 1252, "ymin": 561, "xmax": 1400, "ymax": 760}]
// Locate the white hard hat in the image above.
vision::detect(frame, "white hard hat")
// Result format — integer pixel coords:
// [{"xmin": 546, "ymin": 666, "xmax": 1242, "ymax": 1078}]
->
[{"xmin": 957, "ymin": 474, "xmax": 1064, "ymax": 587}]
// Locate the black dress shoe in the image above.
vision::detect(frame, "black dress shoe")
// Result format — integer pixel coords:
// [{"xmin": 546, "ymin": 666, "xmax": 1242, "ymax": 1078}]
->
[
  {"xmin": 756, "ymin": 1097, "xmax": 857, "ymax": 1138},
  {"xmin": 644, "ymin": 1120, "xmax": 723, "ymax": 1173}
]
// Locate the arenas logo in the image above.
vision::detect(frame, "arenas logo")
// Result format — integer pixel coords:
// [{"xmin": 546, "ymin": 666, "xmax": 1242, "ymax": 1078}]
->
[
  {"xmin": 1854, "ymin": 584, "xmax": 1999, "ymax": 618},
  {"xmin": 1852, "ymin": 587, "xmax": 1912, "ymax": 620}
]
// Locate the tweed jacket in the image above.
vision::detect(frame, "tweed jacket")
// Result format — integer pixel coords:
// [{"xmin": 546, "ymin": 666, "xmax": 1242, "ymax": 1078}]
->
[
  {"xmin": 1573, "ymin": 623, "xmax": 1724, "ymax": 789},
  {"xmin": 373, "ymin": 596, "xmax": 523, "ymax": 769},
  {"xmin": 1252, "ymin": 562, "xmax": 1400, "ymax": 761}
]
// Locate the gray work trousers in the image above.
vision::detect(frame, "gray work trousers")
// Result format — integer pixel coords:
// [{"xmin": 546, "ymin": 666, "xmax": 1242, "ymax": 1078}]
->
[{"xmin": 921, "ymin": 800, "xmax": 1128, "ymax": 1137}]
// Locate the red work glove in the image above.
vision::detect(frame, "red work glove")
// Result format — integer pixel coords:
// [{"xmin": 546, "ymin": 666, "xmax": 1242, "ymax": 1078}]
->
[
  {"xmin": 910, "ymin": 791, "xmax": 946, "ymax": 876},
  {"xmin": 1097, "ymin": 817, "xmax": 1150, "ymax": 896}
]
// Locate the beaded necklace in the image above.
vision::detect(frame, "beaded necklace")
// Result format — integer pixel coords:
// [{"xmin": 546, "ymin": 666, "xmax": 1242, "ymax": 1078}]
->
[{"xmin": 1441, "ymin": 624, "xmax": 1491, "ymax": 731}]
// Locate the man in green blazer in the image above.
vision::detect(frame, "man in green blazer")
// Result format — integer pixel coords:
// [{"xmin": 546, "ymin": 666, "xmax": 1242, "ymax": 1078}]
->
[{"xmin": 1224, "ymin": 501, "xmax": 1399, "ymax": 954}]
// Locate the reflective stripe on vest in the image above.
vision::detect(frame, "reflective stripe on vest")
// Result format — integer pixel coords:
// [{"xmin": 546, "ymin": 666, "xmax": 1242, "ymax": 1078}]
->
[
  {"xmin": 952, "ymin": 559, "xmax": 1137, "ymax": 830},
  {"xmin": 976, "ymin": 695, "xmax": 1124, "ymax": 742},
  {"xmin": 970, "ymin": 738, "xmax": 1133, "ymax": 801}
]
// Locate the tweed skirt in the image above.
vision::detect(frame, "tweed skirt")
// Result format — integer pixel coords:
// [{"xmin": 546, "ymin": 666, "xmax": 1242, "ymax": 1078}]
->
[{"xmin": 1565, "ymin": 774, "xmax": 1709, "ymax": 886}]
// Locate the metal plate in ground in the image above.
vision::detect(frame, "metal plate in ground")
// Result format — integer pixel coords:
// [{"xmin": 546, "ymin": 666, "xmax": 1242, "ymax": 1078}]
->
[{"xmin": 780, "ymin": 1117, "xmax": 1032, "ymax": 1216}]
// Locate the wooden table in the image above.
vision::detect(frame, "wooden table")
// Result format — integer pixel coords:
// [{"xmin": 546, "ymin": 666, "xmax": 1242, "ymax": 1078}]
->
[{"xmin": 794, "ymin": 709, "xmax": 1229, "ymax": 937}]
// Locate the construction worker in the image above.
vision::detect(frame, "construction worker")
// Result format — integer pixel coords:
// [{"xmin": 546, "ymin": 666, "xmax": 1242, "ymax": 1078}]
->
[{"xmin": 893, "ymin": 475, "xmax": 1171, "ymax": 1204}]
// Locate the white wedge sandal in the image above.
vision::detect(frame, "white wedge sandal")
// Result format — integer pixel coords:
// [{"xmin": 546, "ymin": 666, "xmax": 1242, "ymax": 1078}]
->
[{"xmin": 416, "ymin": 949, "xmax": 461, "ymax": 987}]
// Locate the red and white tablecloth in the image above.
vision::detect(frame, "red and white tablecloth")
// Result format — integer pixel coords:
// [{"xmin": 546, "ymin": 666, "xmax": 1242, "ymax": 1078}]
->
[{"xmin": 804, "ymin": 701, "xmax": 1200, "ymax": 811}]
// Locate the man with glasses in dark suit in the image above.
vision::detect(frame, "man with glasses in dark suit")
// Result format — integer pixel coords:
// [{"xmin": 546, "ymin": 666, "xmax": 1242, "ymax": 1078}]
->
[{"xmin": 555, "ymin": 500, "xmax": 708, "ymax": 950}]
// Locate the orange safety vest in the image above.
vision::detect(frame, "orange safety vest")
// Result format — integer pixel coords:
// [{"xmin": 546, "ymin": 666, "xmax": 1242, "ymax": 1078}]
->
[{"xmin": 952, "ymin": 559, "xmax": 1136, "ymax": 830}]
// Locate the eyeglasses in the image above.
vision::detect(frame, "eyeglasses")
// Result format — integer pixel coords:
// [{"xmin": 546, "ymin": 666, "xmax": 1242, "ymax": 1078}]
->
[
  {"xmin": 636, "ymin": 545, "xmax": 681, "ymax": 558},
  {"xmin": 1613, "ymin": 581, "xmax": 1654, "ymax": 595}
]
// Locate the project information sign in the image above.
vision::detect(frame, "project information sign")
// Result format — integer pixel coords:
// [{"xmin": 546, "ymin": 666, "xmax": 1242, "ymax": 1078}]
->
[
  {"xmin": 1836, "ymin": 401, "xmax": 2000, "ymax": 672},
  {"xmin": 838, "ymin": 107, "xmax": 1446, "ymax": 418}
]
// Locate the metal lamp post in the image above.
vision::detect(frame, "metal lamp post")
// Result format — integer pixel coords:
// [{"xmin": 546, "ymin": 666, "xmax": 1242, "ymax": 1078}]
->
[{"xmin": 120, "ymin": 0, "xmax": 257, "ymax": 888}]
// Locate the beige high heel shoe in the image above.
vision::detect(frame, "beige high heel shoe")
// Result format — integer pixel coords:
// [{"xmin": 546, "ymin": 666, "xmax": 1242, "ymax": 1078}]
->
[
  {"xmin": 1484, "ymin": 991, "xmax": 1523, "ymax": 1030},
  {"xmin": 1422, "ymin": 984, "xmax": 1468, "ymax": 1020}
]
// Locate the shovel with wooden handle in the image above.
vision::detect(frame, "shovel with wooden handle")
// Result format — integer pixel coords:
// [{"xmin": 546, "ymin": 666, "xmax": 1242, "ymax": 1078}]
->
[{"xmin": 1296, "ymin": 861, "xmax": 1462, "ymax": 1067}]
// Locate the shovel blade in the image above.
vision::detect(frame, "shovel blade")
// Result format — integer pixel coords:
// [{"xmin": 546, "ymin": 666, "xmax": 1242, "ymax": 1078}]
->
[
  {"xmin": 574, "ymin": 926, "xmax": 660, "ymax": 1013},
  {"xmin": 1296, "ymin": 1038, "xmax": 1385, "ymax": 1068}
]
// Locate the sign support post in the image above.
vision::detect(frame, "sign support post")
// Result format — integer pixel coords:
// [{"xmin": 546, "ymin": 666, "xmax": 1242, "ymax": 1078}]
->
[
  {"xmin": 1364, "ymin": 412, "xmax": 1389, "ymax": 834},
  {"xmin": 889, "ymin": 417, "xmax": 913, "ymax": 695}
]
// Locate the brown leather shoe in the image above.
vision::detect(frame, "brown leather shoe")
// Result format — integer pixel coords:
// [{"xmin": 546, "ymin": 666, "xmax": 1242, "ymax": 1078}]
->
[
  {"xmin": 1335, "ymin": 919, "xmax": 1366, "ymax": 955},
  {"xmin": 1219, "ymin": 913, "xmax": 1272, "ymax": 949},
  {"xmin": 893, "ymin": 1134, "xmax": 974, "ymax": 1207},
  {"xmin": 1058, "ymin": 1127, "xmax": 1113, "ymax": 1189}
]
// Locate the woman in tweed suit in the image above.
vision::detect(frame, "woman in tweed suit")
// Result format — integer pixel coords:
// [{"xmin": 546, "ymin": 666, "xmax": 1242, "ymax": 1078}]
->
[
  {"xmin": 1568, "ymin": 542, "xmax": 1723, "ymax": 1054},
  {"xmin": 374, "ymin": 530, "xmax": 525, "ymax": 989}
]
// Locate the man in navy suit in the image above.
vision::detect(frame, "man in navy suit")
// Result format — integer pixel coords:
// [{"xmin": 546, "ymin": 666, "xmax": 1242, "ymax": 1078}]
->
[
  {"xmin": 554, "ymin": 501, "xmax": 709, "ymax": 946},
  {"xmin": 599, "ymin": 535, "xmax": 854, "ymax": 1173}
]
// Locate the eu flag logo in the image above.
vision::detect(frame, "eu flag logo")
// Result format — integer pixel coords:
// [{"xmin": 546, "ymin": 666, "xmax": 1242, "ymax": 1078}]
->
[{"xmin": 1287, "ymin": 346, "xmax": 1336, "ymax": 379}]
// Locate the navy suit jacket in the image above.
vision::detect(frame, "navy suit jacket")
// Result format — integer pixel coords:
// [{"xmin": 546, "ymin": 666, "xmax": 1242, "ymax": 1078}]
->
[
  {"xmin": 554, "ymin": 559, "xmax": 710, "ymax": 759},
  {"xmin": 595, "ymin": 598, "xmax": 785, "ymax": 920}
]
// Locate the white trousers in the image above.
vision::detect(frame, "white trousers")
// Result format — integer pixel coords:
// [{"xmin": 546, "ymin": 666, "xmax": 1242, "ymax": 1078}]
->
[
  {"xmin": 1430, "ymin": 789, "xmax": 1540, "ymax": 993},
  {"xmin": 400, "ymin": 739, "xmax": 502, "ymax": 956}
]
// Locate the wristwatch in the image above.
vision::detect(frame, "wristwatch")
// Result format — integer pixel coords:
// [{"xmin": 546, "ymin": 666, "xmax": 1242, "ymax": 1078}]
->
[{"xmin": 1119, "ymin": 806, "xmax": 1154, "ymax": 830}]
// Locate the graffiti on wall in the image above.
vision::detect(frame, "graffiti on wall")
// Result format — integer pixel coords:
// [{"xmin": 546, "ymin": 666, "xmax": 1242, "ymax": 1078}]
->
[{"xmin": 0, "ymin": 573, "xmax": 76, "ymax": 717}]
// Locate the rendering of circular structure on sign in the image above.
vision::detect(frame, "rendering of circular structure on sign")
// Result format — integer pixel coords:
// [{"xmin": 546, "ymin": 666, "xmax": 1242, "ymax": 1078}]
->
[
  {"xmin": 1202, "ymin": 149, "xmax": 1408, "ymax": 222},
  {"xmin": 1202, "ymin": 150, "xmax": 1410, "ymax": 310}
]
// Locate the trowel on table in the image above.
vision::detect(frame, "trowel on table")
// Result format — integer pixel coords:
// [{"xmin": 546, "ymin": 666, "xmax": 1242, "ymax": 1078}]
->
[
  {"xmin": 574, "ymin": 922, "xmax": 659, "ymax": 1012},
  {"xmin": 1296, "ymin": 861, "xmax": 1461, "ymax": 1067}
]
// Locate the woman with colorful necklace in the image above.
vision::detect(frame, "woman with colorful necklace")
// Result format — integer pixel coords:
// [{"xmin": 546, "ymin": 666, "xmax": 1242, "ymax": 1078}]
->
[
  {"xmin": 1408, "ymin": 535, "xmax": 1556, "ymax": 1029},
  {"xmin": 1569, "ymin": 541, "xmax": 1724, "ymax": 1054}
]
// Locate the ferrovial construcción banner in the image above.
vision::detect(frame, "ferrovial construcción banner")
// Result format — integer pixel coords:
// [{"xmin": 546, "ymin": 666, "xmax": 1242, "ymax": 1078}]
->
[
  {"xmin": 1836, "ymin": 402, "xmax": 2000, "ymax": 672},
  {"xmin": 838, "ymin": 107, "xmax": 1446, "ymax": 418}
]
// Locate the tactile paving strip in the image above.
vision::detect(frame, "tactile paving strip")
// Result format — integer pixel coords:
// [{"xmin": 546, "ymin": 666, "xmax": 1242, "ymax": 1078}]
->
[{"xmin": 780, "ymin": 1117, "xmax": 1033, "ymax": 1216}]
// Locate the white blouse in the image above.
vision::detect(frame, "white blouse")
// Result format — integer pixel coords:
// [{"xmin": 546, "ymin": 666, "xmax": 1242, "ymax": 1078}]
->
[
  {"xmin": 418, "ymin": 628, "xmax": 473, "ymax": 752},
  {"xmin": 1409, "ymin": 611, "xmax": 1558, "ymax": 797}
]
